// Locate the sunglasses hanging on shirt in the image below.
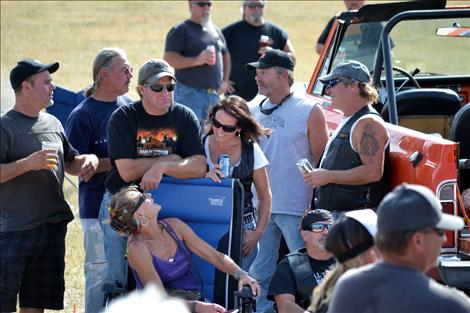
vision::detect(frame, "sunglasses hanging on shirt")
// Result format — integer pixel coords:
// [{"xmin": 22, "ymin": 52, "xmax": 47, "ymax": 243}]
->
[{"xmin": 259, "ymin": 92, "xmax": 293, "ymax": 115}]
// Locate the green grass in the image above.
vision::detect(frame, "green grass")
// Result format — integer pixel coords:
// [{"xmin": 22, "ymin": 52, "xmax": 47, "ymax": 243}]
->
[{"xmin": 2, "ymin": 1, "xmax": 468, "ymax": 312}]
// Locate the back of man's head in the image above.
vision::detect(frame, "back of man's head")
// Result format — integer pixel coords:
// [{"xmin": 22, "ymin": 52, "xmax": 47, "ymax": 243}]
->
[{"xmin": 375, "ymin": 183, "xmax": 464, "ymax": 256}]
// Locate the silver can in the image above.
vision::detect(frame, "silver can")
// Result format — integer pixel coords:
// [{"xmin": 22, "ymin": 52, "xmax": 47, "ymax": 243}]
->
[
  {"xmin": 296, "ymin": 158, "xmax": 314, "ymax": 174},
  {"xmin": 218, "ymin": 154, "xmax": 231, "ymax": 178}
]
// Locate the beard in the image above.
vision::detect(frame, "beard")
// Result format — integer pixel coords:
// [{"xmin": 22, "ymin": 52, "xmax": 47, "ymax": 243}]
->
[
  {"xmin": 45, "ymin": 98, "xmax": 54, "ymax": 108},
  {"xmin": 246, "ymin": 12, "xmax": 264, "ymax": 25}
]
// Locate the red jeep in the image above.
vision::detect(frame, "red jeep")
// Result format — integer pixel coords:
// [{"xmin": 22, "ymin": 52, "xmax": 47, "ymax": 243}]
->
[{"xmin": 307, "ymin": 0, "xmax": 470, "ymax": 291}]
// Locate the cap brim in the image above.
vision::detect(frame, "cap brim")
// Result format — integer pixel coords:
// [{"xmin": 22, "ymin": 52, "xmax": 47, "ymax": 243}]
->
[
  {"xmin": 146, "ymin": 72, "xmax": 176, "ymax": 85},
  {"xmin": 246, "ymin": 61, "xmax": 272, "ymax": 70},
  {"xmin": 318, "ymin": 72, "xmax": 339, "ymax": 83},
  {"xmin": 41, "ymin": 62, "xmax": 60, "ymax": 74},
  {"xmin": 436, "ymin": 213, "xmax": 464, "ymax": 231}
]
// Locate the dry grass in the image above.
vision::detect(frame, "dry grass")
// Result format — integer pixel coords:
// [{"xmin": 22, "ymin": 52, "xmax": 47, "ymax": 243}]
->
[{"xmin": 2, "ymin": 1, "xmax": 467, "ymax": 312}]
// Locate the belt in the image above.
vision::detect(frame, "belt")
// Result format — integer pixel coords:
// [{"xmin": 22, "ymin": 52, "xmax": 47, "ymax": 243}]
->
[{"xmin": 243, "ymin": 211, "xmax": 256, "ymax": 225}]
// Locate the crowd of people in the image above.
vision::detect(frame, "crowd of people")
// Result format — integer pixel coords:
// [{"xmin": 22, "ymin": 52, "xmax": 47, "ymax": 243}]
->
[{"xmin": 1, "ymin": 1, "xmax": 470, "ymax": 313}]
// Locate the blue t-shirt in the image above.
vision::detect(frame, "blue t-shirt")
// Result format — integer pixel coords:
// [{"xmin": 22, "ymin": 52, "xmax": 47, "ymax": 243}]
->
[{"xmin": 65, "ymin": 96, "xmax": 132, "ymax": 218}]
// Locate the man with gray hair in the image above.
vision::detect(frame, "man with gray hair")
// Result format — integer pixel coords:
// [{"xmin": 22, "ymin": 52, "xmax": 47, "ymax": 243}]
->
[
  {"xmin": 247, "ymin": 49, "xmax": 329, "ymax": 313},
  {"xmin": 222, "ymin": 0, "xmax": 296, "ymax": 101},
  {"xmin": 304, "ymin": 60, "xmax": 390, "ymax": 215},
  {"xmin": 65, "ymin": 47, "xmax": 133, "ymax": 313},
  {"xmin": 98, "ymin": 58, "xmax": 206, "ymax": 307},
  {"xmin": 164, "ymin": 0, "xmax": 233, "ymax": 120},
  {"xmin": 328, "ymin": 183, "xmax": 470, "ymax": 312}
]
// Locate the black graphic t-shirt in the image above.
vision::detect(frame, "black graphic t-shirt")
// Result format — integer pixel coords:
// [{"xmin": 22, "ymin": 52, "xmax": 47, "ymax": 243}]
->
[{"xmin": 105, "ymin": 100, "xmax": 204, "ymax": 193}]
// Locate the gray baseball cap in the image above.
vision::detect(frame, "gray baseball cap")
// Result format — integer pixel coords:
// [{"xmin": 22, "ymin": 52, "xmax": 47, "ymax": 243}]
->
[
  {"xmin": 377, "ymin": 183, "xmax": 464, "ymax": 232},
  {"xmin": 319, "ymin": 60, "xmax": 371, "ymax": 84},
  {"xmin": 138, "ymin": 59, "xmax": 175, "ymax": 85}
]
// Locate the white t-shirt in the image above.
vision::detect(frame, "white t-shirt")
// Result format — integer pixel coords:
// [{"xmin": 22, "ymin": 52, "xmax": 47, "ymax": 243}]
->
[{"xmin": 204, "ymin": 138, "xmax": 269, "ymax": 176}]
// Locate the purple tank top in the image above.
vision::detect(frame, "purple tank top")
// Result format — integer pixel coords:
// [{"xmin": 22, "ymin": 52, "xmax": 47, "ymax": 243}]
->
[{"xmin": 131, "ymin": 220, "xmax": 200, "ymax": 291}]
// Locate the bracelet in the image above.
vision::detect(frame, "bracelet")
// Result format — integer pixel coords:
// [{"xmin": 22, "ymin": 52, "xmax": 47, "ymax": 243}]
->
[
  {"xmin": 233, "ymin": 268, "xmax": 249, "ymax": 280},
  {"xmin": 190, "ymin": 300, "xmax": 197, "ymax": 313}
]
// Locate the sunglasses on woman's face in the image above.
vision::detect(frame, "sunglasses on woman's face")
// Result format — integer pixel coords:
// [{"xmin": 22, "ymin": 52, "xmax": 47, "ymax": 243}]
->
[
  {"xmin": 194, "ymin": 1, "xmax": 212, "ymax": 7},
  {"xmin": 212, "ymin": 118, "xmax": 237, "ymax": 133},
  {"xmin": 145, "ymin": 83, "xmax": 176, "ymax": 93}
]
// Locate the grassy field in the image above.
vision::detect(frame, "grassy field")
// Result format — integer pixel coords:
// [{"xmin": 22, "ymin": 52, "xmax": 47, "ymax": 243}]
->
[{"xmin": 1, "ymin": 1, "xmax": 467, "ymax": 312}]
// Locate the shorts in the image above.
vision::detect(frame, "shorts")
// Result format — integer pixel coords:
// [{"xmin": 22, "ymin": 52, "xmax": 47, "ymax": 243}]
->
[{"xmin": 0, "ymin": 222, "xmax": 67, "ymax": 312}]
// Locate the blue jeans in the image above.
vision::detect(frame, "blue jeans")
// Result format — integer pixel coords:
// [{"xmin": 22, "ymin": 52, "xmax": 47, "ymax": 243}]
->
[
  {"xmin": 241, "ymin": 220, "xmax": 258, "ymax": 271},
  {"xmin": 174, "ymin": 82, "xmax": 220, "ymax": 121},
  {"xmin": 98, "ymin": 191, "xmax": 128, "ymax": 296},
  {"xmin": 81, "ymin": 218, "xmax": 107, "ymax": 313},
  {"xmin": 249, "ymin": 213, "xmax": 304, "ymax": 313}
]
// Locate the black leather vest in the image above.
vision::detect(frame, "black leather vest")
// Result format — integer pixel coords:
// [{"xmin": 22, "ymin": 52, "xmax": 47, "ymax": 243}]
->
[
  {"xmin": 232, "ymin": 141, "xmax": 255, "ymax": 214},
  {"xmin": 204, "ymin": 136, "xmax": 255, "ymax": 213},
  {"xmin": 314, "ymin": 105, "xmax": 391, "ymax": 211},
  {"xmin": 286, "ymin": 248, "xmax": 316, "ymax": 309}
]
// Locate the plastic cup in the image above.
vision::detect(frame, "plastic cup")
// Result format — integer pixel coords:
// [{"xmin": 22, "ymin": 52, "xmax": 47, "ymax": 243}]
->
[{"xmin": 41, "ymin": 141, "xmax": 61, "ymax": 168}]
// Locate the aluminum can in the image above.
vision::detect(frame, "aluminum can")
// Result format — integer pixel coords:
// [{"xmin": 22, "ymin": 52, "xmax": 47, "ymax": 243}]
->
[
  {"xmin": 218, "ymin": 154, "xmax": 231, "ymax": 178},
  {"xmin": 296, "ymin": 158, "xmax": 314, "ymax": 174},
  {"xmin": 206, "ymin": 44, "xmax": 216, "ymax": 65}
]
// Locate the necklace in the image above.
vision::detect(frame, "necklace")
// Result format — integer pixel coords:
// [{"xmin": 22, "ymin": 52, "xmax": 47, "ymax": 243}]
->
[{"xmin": 259, "ymin": 92, "xmax": 293, "ymax": 115}]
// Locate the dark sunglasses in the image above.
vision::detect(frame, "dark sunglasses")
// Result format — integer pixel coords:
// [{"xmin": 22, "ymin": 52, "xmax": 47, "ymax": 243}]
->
[
  {"xmin": 305, "ymin": 223, "xmax": 333, "ymax": 233},
  {"xmin": 212, "ymin": 118, "xmax": 237, "ymax": 133},
  {"xmin": 327, "ymin": 78, "xmax": 345, "ymax": 89},
  {"xmin": 146, "ymin": 83, "xmax": 176, "ymax": 93},
  {"xmin": 247, "ymin": 2, "xmax": 264, "ymax": 9},
  {"xmin": 194, "ymin": 1, "xmax": 212, "ymax": 7}
]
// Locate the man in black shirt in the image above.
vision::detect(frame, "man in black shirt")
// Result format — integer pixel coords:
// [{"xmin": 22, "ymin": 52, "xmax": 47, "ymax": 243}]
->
[
  {"xmin": 267, "ymin": 210, "xmax": 335, "ymax": 313},
  {"xmin": 223, "ymin": 0, "xmax": 296, "ymax": 101}
]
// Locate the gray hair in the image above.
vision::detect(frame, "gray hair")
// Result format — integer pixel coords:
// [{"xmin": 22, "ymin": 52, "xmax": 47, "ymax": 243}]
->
[
  {"xmin": 274, "ymin": 66, "xmax": 294, "ymax": 87},
  {"xmin": 86, "ymin": 47, "xmax": 127, "ymax": 97}
]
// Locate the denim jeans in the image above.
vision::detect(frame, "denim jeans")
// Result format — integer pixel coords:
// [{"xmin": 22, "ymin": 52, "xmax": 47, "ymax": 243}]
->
[
  {"xmin": 81, "ymin": 218, "xmax": 107, "ymax": 313},
  {"xmin": 249, "ymin": 213, "xmax": 304, "ymax": 313},
  {"xmin": 174, "ymin": 82, "xmax": 220, "ymax": 121},
  {"xmin": 241, "ymin": 220, "xmax": 258, "ymax": 271},
  {"xmin": 98, "ymin": 191, "xmax": 128, "ymax": 296}
]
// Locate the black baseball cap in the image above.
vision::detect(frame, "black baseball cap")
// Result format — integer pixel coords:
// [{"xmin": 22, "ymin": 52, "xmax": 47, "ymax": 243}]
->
[
  {"xmin": 246, "ymin": 49, "xmax": 294, "ymax": 71},
  {"xmin": 10, "ymin": 59, "xmax": 60, "ymax": 89},
  {"xmin": 377, "ymin": 183, "xmax": 464, "ymax": 232}
]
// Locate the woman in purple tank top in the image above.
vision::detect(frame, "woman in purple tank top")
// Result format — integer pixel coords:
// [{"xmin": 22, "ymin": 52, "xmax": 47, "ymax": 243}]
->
[{"xmin": 108, "ymin": 186, "xmax": 260, "ymax": 313}]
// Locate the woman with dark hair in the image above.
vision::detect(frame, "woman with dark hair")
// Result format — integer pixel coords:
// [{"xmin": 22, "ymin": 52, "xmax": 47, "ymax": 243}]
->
[
  {"xmin": 203, "ymin": 95, "xmax": 272, "ymax": 271},
  {"xmin": 309, "ymin": 209, "xmax": 380, "ymax": 313},
  {"xmin": 108, "ymin": 186, "xmax": 260, "ymax": 313}
]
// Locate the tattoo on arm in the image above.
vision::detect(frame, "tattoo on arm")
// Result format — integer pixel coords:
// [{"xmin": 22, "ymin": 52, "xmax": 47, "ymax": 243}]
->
[{"xmin": 359, "ymin": 124, "xmax": 379, "ymax": 161}]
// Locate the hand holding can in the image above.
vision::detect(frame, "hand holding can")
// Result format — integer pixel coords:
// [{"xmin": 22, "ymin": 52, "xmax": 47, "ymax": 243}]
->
[
  {"xmin": 206, "ymin": 44, "xmax": 216, "ymax": 65},
  {"xmin": 218, "ymin": 154, "xmax": 231, "ymax": 178}
]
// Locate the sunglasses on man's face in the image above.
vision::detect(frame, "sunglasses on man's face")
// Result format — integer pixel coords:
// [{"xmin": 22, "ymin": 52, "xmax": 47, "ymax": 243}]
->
[
  {"xmin": 247, "ymin": 2, "xmax": 264, "ymax": 9},
  {"xmin": 194, "ymin": 1, "xmax": 212, "ymax": 7},
  {"xmin": 146, "ymin": 83, "xmax": 176, "ymax": 93},
  {"xmin": 305, "ymin": 223, "xmax": 333, "ymax": 233},
  {"xmin": 212, "ymin": 118, "xmax": 237, "ymax": 133},
  {"xmin": 327, "ymin": 78, "xmax": 345, "ymax": 89}
]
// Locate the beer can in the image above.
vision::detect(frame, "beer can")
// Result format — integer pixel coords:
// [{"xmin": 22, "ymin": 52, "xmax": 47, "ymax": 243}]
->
[
  {"xmin": 218, "ymin": 154, "xmax": 231, "ymax": 178},
  {"xmin": 296, "ymin": 158, "xmax": 314, "ymax": 174},
  {"xmin": 206, "ymin": 44, "xmax": 216, "ymax": 65}
]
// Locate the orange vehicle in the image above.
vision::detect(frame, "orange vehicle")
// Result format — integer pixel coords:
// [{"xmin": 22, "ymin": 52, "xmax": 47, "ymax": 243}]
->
[{"xmin": 306, "ymin": 0, "xmax": 469, "ymax": 291}]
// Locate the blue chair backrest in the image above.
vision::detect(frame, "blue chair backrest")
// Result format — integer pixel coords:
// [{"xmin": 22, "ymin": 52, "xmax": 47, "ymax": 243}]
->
[
  {"xmin": 150, "ymin": 177, "xmax": 243, "ymax": 308},
  {"xmin": 47, "ymin": 85, "xmax": 86, "ymax": 127}
]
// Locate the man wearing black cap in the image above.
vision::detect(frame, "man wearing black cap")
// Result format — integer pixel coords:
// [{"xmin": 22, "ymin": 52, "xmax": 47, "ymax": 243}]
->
[
  {"xmin": 267, "ymin": 210, "xmax": 335, "ymax": 313},
  {"xmin": 247, "ymin": 49, "xmax": 329, "ymax": 313},
  {"xmin": 329, "ymin": 183, "xmax": 470, "ymax": 313},
  {"xmin": 98, "ymin": 58, "xmax": 206, "ymax": 299},
  {"xmin": 0, "ymin": 59, "xmax": 99, "ymax": 312},
  {"xmin": 304, "ymin": 60, "xmax": 390, "ymax": 215}
]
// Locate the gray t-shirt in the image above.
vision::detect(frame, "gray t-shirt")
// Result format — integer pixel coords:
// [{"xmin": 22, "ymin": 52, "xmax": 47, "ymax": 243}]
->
[
  {"xmin": 328, "ymin": 261, "xmax": 470, "ymax": 313},
  {"xmin": 165, "ymin": 19, "xmax": 227, "ymax": 90},
  {"xmin": 0, "ymin": 110, "xmax": 78, "ymax": 232}
]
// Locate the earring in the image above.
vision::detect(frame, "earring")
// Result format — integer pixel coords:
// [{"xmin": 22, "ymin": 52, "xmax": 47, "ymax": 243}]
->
[
  {"xmin": 236, "ymin": 131, "xmax": 240, "ymax": 137},
  {"xmin": 140, "ymin": 216, "xmax": 149, "ymax": 227}
]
